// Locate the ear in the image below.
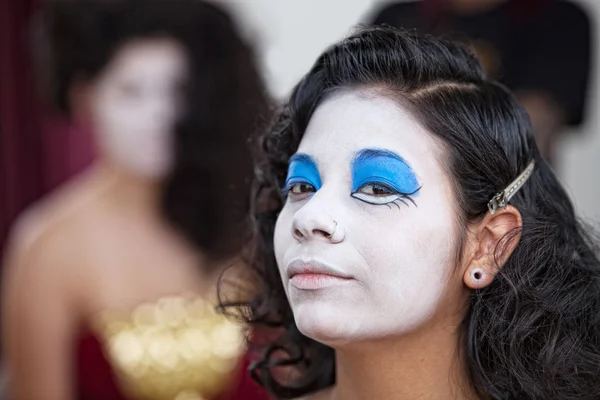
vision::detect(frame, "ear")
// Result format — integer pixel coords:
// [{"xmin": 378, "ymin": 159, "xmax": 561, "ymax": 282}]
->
[{"xmin": 462, "ymin": 205, "xmax": 523, "ymax": 289}]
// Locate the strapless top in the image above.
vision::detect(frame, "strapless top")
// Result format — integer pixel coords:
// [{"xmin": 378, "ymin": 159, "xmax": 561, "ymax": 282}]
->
[{"xmin": 76, "ymin": 293, "xmax": 269, "ymax": 400}]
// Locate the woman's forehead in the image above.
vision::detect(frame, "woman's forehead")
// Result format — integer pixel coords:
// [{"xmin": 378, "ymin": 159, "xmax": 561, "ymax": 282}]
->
[{"xmin": 297, "ymin": 90, "xmax": 440, "ymax": 171}]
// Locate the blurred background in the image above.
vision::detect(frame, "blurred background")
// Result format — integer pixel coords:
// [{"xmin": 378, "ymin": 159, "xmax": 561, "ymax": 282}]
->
[{"xmin": 0, "ymin": 1, "xmax": 598, "ymax": 399}]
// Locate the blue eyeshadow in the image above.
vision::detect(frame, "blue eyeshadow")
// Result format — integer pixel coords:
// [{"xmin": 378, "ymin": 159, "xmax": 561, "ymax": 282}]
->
[
  {"xmin": 352, "ymin": 149, "xmax": 420, "ymax": 194},
  {"xmin": 285, "ymin": 153, "xmax": 322, "ymax": 190}
]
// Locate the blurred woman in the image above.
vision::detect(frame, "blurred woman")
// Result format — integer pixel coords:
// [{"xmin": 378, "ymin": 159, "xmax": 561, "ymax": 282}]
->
[{"xmin": 1, "ymin": 1, "xmax": 270, "ymax": 399}]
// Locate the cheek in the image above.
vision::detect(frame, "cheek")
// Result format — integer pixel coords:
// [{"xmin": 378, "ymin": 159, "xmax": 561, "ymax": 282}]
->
[
  {"xmin": 94, "ymin": 99, "xmax": 146, "ymax": 137},
  {"xmin": 354, "ymin": 207, "xmax": 457, "ymax": 313},
  {"xmin": 273, "ymin": 206, "xmax": 293, "ymax": 276},
  {"xmin": 92, "ymin": 98, "xmax": 144, "ymax": 155}
]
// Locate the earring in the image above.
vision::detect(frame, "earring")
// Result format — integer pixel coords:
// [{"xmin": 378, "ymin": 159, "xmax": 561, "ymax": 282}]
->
[
  {"xmin": 471, "ymin": 268, "xmax": 485, "ymax": 280},
  {"xmin": 330, "ymin": 221, "xmax": 345, "ymax": 243},
  {"xmin": 469, "ymin": 268, "xmax": 488, "ymax": 288}
]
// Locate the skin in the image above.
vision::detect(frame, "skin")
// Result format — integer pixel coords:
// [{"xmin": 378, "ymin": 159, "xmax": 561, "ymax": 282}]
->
[
  {"xmin": 274, "ymin": 89, "xmax": 522, "ymax": 400},
  {"xmin": 89, "ymin": 38, "xmax": 188, "ymax": 180},
  {"xmin": 1, "ymin": 38, "xmax": 224, "ymax": 400},
  {"xmin": 275, "ymin": 91, "xmax": 460, "ymax": 344}
]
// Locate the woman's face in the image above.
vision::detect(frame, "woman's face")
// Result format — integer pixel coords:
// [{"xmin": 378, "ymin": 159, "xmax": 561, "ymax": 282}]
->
[
  {"xmin": 274, "ymin": 90, "xmax": 463, "ymax": 346},
  {"xmin": 88, "ymin": 37, "xmax": 189, "ymax": 180}
]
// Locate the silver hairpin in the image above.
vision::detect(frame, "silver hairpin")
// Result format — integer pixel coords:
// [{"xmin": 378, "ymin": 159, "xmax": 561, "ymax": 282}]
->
[{"xmin": 487, "ymin": 160, "xmax": 535, "ymax": 215}]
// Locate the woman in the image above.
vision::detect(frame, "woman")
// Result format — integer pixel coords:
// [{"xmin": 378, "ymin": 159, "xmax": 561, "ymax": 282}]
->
[
  {"xmin": 231, "ymin": 26, "xmax": 600, "ymax": 399},
  {"xmin": 2, "ymin": 1, "xmax": 270, "ymax": 399}
]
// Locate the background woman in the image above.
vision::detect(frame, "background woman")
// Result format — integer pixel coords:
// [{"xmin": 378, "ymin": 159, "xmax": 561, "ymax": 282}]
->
[{"xmin": 2, "ymin": 1, "xmax": 270, "ymax": 399}]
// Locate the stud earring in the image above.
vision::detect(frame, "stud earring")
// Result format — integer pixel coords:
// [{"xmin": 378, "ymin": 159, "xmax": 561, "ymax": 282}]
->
[{"xmin": 471, "ymin": 268, "xmax": 485, "ymax": 282}]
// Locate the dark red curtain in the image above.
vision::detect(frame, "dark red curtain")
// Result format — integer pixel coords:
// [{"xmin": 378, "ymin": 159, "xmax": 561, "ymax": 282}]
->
[
  {"xmin": 0, "ymin": 0, "xmax": 44, "ymax": 258},
  {"xmin": 0, "ymin": 0, "xmax": 94, "ymax": 259}
]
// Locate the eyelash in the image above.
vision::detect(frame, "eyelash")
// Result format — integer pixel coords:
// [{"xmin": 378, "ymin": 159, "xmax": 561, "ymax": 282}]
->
[
  {"xmin": 282, "ymin": 181, "xmax": 317, "ymax": 201},
  {"xmin": 283, "ymin": 181, "xmax": 419, "ymax": 208},
  {"xmin": 351, "ymin": 183, "xmax": 419, "ymax": 207}
]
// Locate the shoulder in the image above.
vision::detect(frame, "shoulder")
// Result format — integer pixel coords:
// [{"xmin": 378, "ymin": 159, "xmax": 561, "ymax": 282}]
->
[
  {"xmin": 2, "ymin": 178, "xmax": 100, "ymax": 291},
  {"xmin": 3, "ymin": 215, "xmax": 74, "ymax": 301},
  {"xmin": 1, "ymin": 211, "xmax": 78, "ymax": 330}
]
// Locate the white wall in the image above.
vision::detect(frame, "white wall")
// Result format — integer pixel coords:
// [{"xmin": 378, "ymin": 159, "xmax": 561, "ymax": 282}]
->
[
  {"xmin": 226, "ymin": 0, "xmax": 600, "ymax": 224},
  {"xmin": 226, "ymin": 0, "xmax": 375, "ymax": 98}
]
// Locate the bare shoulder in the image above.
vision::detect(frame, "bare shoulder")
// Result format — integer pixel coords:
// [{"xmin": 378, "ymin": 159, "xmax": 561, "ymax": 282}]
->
[
  {"xmin": 9, "ymin": 170, "xmax": 103, "ymax": 246},
  {"xmin": 0, "ymin": 178, "xmax": 100, "ymax": 400},
  {"xmin": 3, "ymin": 212, "xmax": 76, "ymax": 298},
  {"xmin": 3, "ymin": 174, "xmax": 100, "ymax": 289}
]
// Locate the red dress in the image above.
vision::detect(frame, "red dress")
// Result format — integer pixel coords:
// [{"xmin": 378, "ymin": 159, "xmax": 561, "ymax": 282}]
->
[{"xmin": 75, "ymin": 330, "xmax": 270, "ymax": 400}]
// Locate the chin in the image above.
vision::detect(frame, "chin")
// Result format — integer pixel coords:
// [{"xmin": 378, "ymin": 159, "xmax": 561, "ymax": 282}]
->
[{"xmin": 292, "ymin": 302, "xmax": 361, "ymax": 347}]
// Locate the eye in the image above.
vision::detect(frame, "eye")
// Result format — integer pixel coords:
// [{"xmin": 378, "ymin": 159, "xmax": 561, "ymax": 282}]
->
[
  {"xmin": 358, "ymin": 183, "xmax": 396, "ymax": 196},
  {"xmin": 284, "ymin": 181, "xmax": 316, "ymax": 201},
  {"xmin": 290, "ymin": 182, "xmax": 315, "ymax": 194},
  {"xmin": 351, "ymin": 183, "xmax": 417, "ymax": 206}
]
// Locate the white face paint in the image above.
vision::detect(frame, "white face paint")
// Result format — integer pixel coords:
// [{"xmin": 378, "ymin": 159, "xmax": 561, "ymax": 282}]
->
[
  {"xmin": 274, "ymin": 90, "xmax": 460, "ymax": 346},
  {"xmin": 89, "ymin": 38, "xmax": 189, "ymax": 180}
]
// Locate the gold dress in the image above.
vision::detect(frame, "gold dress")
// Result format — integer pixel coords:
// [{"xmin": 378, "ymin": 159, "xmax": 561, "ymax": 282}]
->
[{"xmin": 89, "ymin": 293, "xmax": 246, "ymax": 400}]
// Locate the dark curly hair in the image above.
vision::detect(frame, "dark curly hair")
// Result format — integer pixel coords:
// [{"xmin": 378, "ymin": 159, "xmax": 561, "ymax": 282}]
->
[
  {"xmin": 37, "ymin": 0, "xmax": 271, "ymax": 261},
  {"xmin": 231, "ymin": 26, "xmax": 600, "ymax": 399}
]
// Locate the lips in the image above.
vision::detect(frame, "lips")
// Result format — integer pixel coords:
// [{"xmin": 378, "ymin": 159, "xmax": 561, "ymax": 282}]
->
[{"xmin": 287, "ymin": 259, "xmax": 353, "ymax": 280}]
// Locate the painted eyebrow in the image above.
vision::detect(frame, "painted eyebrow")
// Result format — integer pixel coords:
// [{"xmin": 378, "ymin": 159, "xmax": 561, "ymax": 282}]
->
[
  {"xmin": 352, "ymin": 148, "xmax": 413, "ymax": 168},
  {"xmin": 289, "ymin": 153, "xmax": 318, "ymax": 165}
]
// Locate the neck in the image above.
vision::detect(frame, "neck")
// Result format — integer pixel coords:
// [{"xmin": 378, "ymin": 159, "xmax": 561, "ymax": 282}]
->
[
  {"xmin": 329, "ymin": 319, "xmax": 475, "ymax": 400},
  {"xmin": 93, "ymin": 161, "xmax": 163, "ymax": 219}
]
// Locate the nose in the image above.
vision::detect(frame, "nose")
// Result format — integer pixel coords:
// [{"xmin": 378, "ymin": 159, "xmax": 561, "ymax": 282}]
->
[
  {"xmin": 292, "ymin": 213, "xmax": 336, "ymax": 241},
  {"xmin": 291, "ymin": 193, "xmax": 345, "ymax": 243}
]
